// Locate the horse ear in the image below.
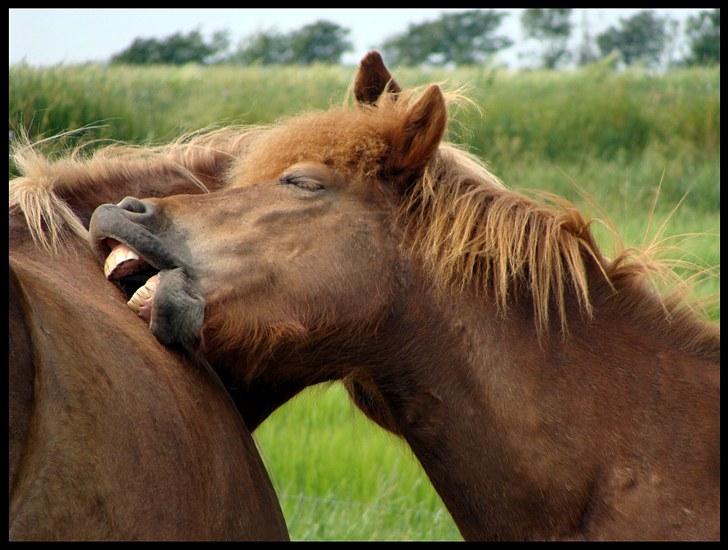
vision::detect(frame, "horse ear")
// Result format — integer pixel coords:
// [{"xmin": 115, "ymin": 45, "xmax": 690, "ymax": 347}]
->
[
  {"xmin": 387, "ymin": 85, "xmax": 447, "ymax": 185},
  {"xmin": 354, "ymin": 51, "xmax": 402, "ymax": 105}
]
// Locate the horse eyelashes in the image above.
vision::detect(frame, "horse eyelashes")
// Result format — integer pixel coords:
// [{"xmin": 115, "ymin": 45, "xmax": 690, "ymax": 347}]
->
[{"xmin": 280, "ymin": 175, "xmax": 324, "ymax": 192}]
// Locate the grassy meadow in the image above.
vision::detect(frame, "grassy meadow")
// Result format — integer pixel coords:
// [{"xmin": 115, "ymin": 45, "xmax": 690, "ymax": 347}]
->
[{"xmin": 9, "ymin": 62, "xmax": 719, "ymax": 540}]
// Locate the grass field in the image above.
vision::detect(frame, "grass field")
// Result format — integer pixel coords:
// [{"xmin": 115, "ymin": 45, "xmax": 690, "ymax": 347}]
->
[{"xmin": 9, "ymin": 62, "xmax": 719, "ymax": 540}]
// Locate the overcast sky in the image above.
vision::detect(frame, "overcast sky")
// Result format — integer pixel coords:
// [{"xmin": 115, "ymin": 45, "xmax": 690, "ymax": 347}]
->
[{"xmin": 9, "ymin": 8, "xmax": 703, "ymax": 68}]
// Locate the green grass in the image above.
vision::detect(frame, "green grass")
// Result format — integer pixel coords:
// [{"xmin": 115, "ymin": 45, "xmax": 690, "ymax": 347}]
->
[
  {"xmin": 254, "ymin": 383, "xmax": 461, "ymax": 540},
  {"xmin": 9, "ymin": 62, "xmax": 719, "ymax": 540}
]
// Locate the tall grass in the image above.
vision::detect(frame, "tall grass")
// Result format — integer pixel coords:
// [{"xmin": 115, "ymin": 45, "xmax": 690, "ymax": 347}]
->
[
  {"xmin": 9, "ymin": 63, "xmax": 720, "ymax": 164},
  {"xmin": 9, "ymin": 62, "xmax": 719, "ymax": 540}
]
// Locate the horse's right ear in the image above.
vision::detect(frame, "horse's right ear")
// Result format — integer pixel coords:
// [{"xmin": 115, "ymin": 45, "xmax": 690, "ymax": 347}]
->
[
  {"xmin": 354, "ymin": 51, "xmax": 401, "ymax": 105},
  {"xmin": 386, "ymin": 84, "xmax": 447, "ymax": 186}
]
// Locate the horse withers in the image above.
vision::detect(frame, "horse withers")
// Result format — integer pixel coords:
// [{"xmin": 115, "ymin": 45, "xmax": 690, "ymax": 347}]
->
[
  {"xmin": 88, "ymin": 52, "xmax": 719, "ymax": 540},
  {"xmin": 9, "ymin": 137, "xmax": 288, "ymax": 540}
]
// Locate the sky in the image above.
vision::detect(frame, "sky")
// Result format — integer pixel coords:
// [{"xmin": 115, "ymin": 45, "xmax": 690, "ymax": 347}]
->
[{"xmin": 9, "ymin": 8, "xmax": 704, "ymax": 68}]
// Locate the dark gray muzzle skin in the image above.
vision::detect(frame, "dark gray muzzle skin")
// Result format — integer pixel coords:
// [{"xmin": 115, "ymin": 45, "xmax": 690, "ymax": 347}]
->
[{"xmin": 89, "ymin": 197, "xmax": 205, "ymax": 350}]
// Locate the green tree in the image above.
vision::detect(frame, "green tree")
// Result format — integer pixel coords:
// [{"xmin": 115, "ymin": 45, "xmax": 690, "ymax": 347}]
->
[
  {"xmin": 595, "ymin": 11, "xmax": 672, "ymax": 68},
  {"xmin": 288, "ymin": 20, "xmax": 353, "ymax": 65},
  {"xmin": 684, "ymin": 9, "xmax": 720, "ymax": 65},
  {"xmin": 227, "ymin": 29, "xmax": 293, "ymax": 65},
  {"xmin": 381, "ymin": 10, "xmax": 513, "ymax": 66},
  {"xmin": 110, "ymin": 29, "xmax": 229, "ymax": 65},
  {"xmin": 226, "ymin": 20, "xmax": 351, "ymax": 65},
  {"xmin": 521, "ymin": 9, "xmax": 573, "ymax": 68}
]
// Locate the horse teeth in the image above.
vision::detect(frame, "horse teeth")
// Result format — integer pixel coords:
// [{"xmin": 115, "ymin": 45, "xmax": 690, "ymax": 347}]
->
[
  {"xmin": 127, "ymin": 298, "xmax": 142, "ymax": 313},
  {"xmin": 104, "ymin": 243, "xmax": 141, "ymax": 279},
  {"xmin": 145, "ymin": 274, "xmax": 159, "ymax": 291},
  {"xmin": 127, "ymin": 274, "xmax": 160, "ymax": 319}
]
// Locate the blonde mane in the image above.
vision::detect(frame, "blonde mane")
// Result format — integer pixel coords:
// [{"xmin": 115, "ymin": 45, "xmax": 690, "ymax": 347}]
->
[
  {"xmin": 398, "ymin": 143, "xmax": 600, "ymax": 336},
  {"xmin": 9, "ymin": 126, "xmax": 263, "ymax": 253}
]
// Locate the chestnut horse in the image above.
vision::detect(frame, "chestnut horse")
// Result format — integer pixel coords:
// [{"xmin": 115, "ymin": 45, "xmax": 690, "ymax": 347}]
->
[
  {"xmin": 9, "ymin": 134, "xmax": 288, "ymax": 540},
  {"xmin": 87, "ymin": 52, "xmax": 718, "ymax": 540}
]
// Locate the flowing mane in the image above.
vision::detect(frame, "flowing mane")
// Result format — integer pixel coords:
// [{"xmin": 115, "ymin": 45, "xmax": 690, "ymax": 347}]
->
[
  {"xmin": 399, "ymin": 139, "xmax": 719, "ymax": 358},
  {"xmin": 399, "ymin": 142, "xmax": 599, "ymax": 336}
]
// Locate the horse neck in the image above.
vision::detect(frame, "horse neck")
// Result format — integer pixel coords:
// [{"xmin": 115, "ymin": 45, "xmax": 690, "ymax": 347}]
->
[{"xmin": 371, "ymin": 265, "xmax": 720, "ymax": 540}]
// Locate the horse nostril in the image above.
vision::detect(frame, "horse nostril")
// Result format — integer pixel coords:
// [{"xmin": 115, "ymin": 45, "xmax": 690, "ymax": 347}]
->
[{"xmin": 117, "ymin": 196, "xmax": 152, "ymax": 215}]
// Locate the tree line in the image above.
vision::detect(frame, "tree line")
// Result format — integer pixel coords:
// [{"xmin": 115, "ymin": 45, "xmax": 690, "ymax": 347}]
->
[{"xmin": 110, "ymin": 9, "xmax": 720, "ymax": 69}]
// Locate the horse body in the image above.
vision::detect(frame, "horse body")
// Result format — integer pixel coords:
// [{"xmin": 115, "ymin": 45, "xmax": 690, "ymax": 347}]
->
[
  {"xmin": 9, "ymin": 142, "xmax": 288, "ymax": 540},
  {"xmin": 79, "ymin": 52, "xmax": 718, "ymax": 540}
]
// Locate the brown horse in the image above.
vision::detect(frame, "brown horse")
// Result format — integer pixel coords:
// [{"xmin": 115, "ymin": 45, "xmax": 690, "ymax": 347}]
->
[
  {"xmin": 85, "ymin": 52, "xmax": 718, "ymax": 540},
  {"xmin": 9, "ymin": 135, "xmax": 288, "ymax": 540}
]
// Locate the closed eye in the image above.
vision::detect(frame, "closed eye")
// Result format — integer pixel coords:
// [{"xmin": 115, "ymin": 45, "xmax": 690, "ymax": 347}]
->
[{"xmin": 279, "ymin": 174, "xmax": 325, "ymax": 192}]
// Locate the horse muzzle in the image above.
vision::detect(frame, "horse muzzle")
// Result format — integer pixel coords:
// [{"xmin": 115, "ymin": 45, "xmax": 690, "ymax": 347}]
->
[{"xmin": 89, "ymin": 197, "xmax": 205, "ymax": 350}]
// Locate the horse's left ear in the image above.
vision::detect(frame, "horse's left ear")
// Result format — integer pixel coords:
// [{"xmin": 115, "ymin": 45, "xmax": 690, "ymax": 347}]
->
[
  {"xmin": 387, "ymin": 84, "xmax": 447, "ymax": 186},
  {"xmin": 354, "ymin": 51, "xmax": 401, "ymax": 105}
]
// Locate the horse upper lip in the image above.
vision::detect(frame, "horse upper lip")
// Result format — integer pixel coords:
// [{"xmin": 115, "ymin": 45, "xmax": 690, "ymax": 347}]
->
[{"xmin": 89, "ymin": 203, "xmax": 183, "ymax": 274}]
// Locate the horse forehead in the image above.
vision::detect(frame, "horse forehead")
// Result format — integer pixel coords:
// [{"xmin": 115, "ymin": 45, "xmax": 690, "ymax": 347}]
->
[{"xmin": 230, "ymin": 113, "xmax": 389, "ymax": 185}]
